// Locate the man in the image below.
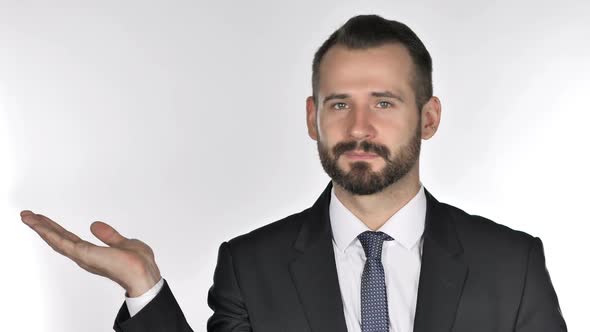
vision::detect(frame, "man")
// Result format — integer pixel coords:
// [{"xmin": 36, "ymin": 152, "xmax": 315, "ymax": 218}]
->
[{"xmin": 21, "ymin": 15, "xmax": 567, "ymax": 332}]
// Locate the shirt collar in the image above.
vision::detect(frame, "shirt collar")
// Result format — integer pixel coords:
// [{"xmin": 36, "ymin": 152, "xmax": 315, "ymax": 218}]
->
[{"xmin": 329, "ymin": 184, "xmax": 427, "ymax": 253}]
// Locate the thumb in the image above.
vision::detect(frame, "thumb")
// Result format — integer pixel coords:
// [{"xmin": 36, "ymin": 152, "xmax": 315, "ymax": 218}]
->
[{"xmin": 90, "ymin": 221, "xmax": 127, "ymax": 246}]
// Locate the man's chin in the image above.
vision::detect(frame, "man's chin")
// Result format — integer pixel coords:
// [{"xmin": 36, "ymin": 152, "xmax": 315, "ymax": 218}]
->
[{"xmin": 335, "ymin": 180, "xmax": 387, "ymax": 196}]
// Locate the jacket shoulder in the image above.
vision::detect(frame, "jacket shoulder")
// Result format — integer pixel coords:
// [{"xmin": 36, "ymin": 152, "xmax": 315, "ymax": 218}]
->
[
  {"xmin": 440, "ymin": 201, "xmax": 537, "ymax": 254},
  {"xmin": 224, "ymin": 206, "xmax": 312, "ymax": 252}
]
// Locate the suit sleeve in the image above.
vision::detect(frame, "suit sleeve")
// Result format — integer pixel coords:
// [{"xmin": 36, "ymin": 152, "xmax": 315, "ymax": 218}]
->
[
  {"xmin": 112, "ymin": 279, "xmax": 193, "ymax": 332},
  {"xmin": 206, "ymin": 241, "xmax": 252, "ymax": 331},
  {"xmin": 514, "ymin": 237, "xmax": 568, "ymax": 331}
]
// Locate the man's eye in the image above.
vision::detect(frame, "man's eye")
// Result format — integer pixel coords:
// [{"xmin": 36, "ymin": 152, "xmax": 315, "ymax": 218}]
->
[
  {"xmin": 376, "ymin": 101, "xmax": 393, "ymax": 108},
  {"xmin": 332, "ymin": 102, "xmax": 348, "ymax": 110}
]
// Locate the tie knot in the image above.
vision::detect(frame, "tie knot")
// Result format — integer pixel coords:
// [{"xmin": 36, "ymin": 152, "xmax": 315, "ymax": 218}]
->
[{"xmin": 357, "ymin": 231, "xmax": 393, "ymax": 260}]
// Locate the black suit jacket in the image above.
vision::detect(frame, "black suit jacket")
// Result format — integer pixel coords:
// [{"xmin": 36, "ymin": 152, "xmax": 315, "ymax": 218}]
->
[{"xmin": 113, "ymin": 182, "xmax": 567, "ymax": 331}]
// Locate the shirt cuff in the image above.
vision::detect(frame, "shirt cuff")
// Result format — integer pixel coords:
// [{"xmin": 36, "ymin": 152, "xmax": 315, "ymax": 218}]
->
[{"xmin": 125, "ymin": 278, "xmax": 165, "ymax": 317}]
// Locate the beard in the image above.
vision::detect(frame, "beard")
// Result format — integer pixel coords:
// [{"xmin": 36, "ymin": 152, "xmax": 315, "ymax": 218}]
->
[{"xmin": 317, "ymin": 122, "xmax": 421, "ymax": 195}]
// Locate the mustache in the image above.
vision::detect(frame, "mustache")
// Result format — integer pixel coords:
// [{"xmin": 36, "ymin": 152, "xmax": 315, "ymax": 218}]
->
[{"xmin": 333, "ymin": 141, "xmax": 391, "ymax": 160}]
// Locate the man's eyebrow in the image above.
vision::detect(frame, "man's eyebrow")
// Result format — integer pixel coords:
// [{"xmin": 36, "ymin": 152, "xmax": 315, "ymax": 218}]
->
[
  {"xmin": 322, "ymin": 91, "xmax": 405, "ymax": 104},
  {"xmin": 322, "ymin": 93, "xmax": 350, "ymax": 105},
  {"xmin": 371, "ymin": 91, "xmax": 404, "ymax": 102}
]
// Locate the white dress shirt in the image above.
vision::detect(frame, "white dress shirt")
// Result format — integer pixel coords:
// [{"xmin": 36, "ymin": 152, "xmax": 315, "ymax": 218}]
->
[
  {"xmin": 330, "ymin": 185, "xmax": 426, "ymax": 332},
  {"xmin": 127, "ymin": 185, "xmax": 427, "ymax": 332}
]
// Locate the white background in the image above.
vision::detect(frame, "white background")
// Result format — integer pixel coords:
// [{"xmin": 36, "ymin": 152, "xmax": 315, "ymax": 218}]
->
[{"xmin": 1, "ymin": 0, "xmax": 587, "ymax": 331}]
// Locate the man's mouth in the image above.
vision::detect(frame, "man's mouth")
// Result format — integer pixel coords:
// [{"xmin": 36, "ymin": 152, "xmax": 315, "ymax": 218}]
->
[{"xmin": 343, "ymin": 151, "xmax": 379, "ymax": 159}]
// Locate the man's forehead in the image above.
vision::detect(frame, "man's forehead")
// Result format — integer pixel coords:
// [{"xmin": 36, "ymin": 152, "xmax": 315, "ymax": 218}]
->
[{"xmin": 317, "ymin": 43, "xmax": 415, "ymax": 98}]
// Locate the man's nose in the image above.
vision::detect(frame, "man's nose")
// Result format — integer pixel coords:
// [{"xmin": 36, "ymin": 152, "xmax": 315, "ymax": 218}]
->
[{"xmin": 347, "ymin": 107, "xmax": 376, "ymax": 141}]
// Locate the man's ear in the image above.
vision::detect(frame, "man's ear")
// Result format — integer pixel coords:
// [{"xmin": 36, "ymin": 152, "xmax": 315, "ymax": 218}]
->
[
  {"xmin": 420, "ymin": 96, "xmax": 442, "ymax": 140},
  {"xmin": 306, "ymin": 96, "xmax": 319, "ymax": 141}
]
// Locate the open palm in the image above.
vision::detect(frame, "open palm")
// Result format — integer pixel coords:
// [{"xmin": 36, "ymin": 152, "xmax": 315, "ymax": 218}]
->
[{"xmin": 21, "ymin": 210, "xmax": 161, "ymax": 297}]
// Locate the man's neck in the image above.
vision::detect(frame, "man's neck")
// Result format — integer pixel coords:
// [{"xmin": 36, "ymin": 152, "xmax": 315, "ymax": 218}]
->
[{"xmin": 332, "ymin": 169, "xmax": 421, "ymax": 231}]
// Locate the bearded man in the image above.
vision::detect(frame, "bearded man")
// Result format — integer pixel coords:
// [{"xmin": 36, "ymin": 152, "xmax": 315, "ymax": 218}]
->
[{"xmin": 22, "ymin": 14, "xmax": 567, "ymax": 332}]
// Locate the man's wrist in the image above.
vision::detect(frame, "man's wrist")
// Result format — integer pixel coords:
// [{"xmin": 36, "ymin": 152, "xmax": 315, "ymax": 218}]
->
[
  {"xmin": 125, "ymin": 277, "xmax": 165, "ymax": 317},
  {"xmin": 126, "ymin": 269, "xmax": 162, "ymax": 297}
]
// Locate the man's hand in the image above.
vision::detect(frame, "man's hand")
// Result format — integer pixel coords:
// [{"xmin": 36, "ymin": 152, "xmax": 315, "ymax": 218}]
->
[{"xmin": 20, "ymin": 210, "xmax": 161, "ymax": 297}]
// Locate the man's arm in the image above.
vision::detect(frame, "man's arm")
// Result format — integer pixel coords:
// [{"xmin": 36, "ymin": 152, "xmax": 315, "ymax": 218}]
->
[
  {"xmin": 21, "ymin": 211, "xmax": 251, "ymax": 331},
  {"xmin": 514, "ymin": 237, "xmax": 568, "ymax": 331},
  {"xmin": 20, "ymin": 210, "xmax": 193, "ymax": 331},
  {"xmin": 206, "ymin": 241, "xmax": 252, "ymax": 331},
  {"xmin": 113, "ymin": 241, "xmax": 252, "ymax": 332},
  {"xmin": 20, "ymin": 211, "xmax": 161, "ymax": 297}
]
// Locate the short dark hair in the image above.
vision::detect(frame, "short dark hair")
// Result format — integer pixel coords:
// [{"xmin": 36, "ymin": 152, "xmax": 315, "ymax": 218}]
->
[{"xmin": 312, "ymin": 15, "xmax": 433, "ymax": 110}]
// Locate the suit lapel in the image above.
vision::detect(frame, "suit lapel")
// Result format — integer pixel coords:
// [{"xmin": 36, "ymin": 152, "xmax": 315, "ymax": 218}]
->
[
  {"xmin": 413, "ymin": 190, "xmax": 468, "ymax": 332},
  {"xmin": 289, "ymin": 182, "xmax": 348, "ymax": 332}
]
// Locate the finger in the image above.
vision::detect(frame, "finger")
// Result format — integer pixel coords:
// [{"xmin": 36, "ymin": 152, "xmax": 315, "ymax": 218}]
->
[
  {"xmin": 21, "ymin": 210, "xmax": 40, "ymax": 226},
  {"xmin": 20, "ymin": 210, "xmax": 34, "ymax": 217},
  {"xmin": 21, "ymin": 213, "xmax": 57, "ymax": 234},
  {"xmin": 36, "ymin": 213, "xmax": 82, "ymax": 243},
  {"xmin": 26, "ymin": 218, "xmax": 77, "ymax": 257},
  {"xmin": 29, "ymin": 221, "xmax": 109, "ymax": 268},
  {"xmin": 22, "ymin": 213, "xmax": 88, "ymax": 258},
  {"xmin": 21, "ymin": 211, "xmax": 82, "ymax": 244},
  {"xmin": 90, "ymin": 221, "xmax": 127, "ymax": 247},
  {"xmin": 21, "ymin": 212, "xmax": 122, "ymax": 279}
]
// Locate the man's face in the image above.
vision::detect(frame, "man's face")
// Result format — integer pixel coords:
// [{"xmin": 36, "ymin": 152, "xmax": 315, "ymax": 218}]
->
[{"xmin": 307, "ymin": 43, "xmax": 424, "ymax": 195}]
